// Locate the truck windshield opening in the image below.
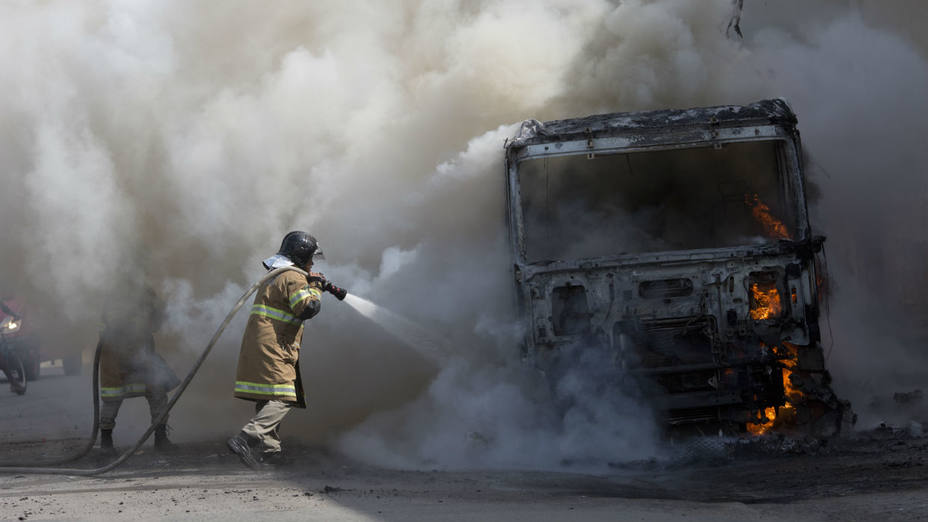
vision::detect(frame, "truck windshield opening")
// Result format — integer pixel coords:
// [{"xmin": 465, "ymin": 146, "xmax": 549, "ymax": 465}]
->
[{"xmin": 517, "ymin": 141, "xmax": 796, "ymax": 262}]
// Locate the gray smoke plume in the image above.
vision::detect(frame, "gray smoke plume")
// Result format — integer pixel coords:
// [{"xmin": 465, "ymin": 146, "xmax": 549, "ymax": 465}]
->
[{"xmin": 1, "ymin": 0, "xmax": 926, "ymax": 464}]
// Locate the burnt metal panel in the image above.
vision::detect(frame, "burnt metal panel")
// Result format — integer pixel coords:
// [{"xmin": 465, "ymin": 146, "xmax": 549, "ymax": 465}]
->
[{"xmin": 507, "ymin": 98, "xmax": 797, "ymax": 149}]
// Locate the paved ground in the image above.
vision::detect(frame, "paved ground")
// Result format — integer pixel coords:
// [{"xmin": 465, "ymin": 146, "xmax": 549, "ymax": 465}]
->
[{"xmin": 1, "ymin": 370, "xmax": 928, "ymax": 521}]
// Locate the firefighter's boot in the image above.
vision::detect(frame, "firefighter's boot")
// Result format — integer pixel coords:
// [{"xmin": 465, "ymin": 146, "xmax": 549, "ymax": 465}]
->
[
  {"xmin": 154, "ymin": 424, "xmax": 178, "ymax": 453},
  {"xmin": 227, "ymin": 432, "xmax": 259, "ymax": 469}
]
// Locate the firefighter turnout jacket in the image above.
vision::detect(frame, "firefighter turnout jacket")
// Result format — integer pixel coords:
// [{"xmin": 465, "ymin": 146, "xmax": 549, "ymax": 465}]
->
[
  {"xmin": 100, "ymin": 284, "xmax": 179, "ymax": 401},
  {"xmin": 233, "ymin": 270, "xmax": 322, "ymax": 408}
]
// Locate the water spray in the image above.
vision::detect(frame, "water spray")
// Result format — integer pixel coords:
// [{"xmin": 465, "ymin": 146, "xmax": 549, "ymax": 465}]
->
[{"xmin": 342, "ymin": 294, "xmax": 452, "ymax": 363}]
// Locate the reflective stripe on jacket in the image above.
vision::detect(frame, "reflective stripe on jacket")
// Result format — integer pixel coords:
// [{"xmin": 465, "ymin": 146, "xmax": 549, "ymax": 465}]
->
[
  {"xmin": 100, "ymin": 383, "xmax": 147, "ymax": 399},
  {"xmin": 233, "ymin": 269, "xmax": 321, "ymax": 407}
]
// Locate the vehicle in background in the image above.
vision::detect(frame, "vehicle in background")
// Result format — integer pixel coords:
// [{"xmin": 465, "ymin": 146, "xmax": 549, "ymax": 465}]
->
[
  {"xmin": 0, "ymin": 340, "xmax": 27, "ymax": 395},
  {"xmin": 0, "ymin": 298, "xmax": 41, "ymax": 382},
  {"xmin": 504, "ymin": 99, "xmax": 851, "ymax": 436},
  {"xmin": 0, "ymin": 296, "xmax": 85, "ymax": 380}
]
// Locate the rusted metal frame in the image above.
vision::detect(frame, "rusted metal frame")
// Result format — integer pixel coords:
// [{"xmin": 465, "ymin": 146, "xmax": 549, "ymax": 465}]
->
[
  {"xmin": 777, "ymin": 137, "xmax": 811, "ymax": 241},
  {"xmin": 629, "ymin": 356, "xmax": 776, "ymax": 376},
  {"xmin": 786, "ymin": 132, "xmax": 812, "ymax": 240},
  {"xmin": 779, "ymin": 133, "xmax": 820, "ymax": 319},
  {"xmin": 517, "ymin": 243, "xmax": 806, "ymax": 282},
  {"xmin": 511, "ymin": 125, "xmax": 787, "ymax": 162},
  {"xmin": 505, "ymin": 155, "xmax": 527, "ymax": 265},
  {"xmin": 505, "ymin": 152, "xmax": 536, "ymax": 363},
  {"xmin": 507, "ymin": 129, "xmax": 797, "ymax": 281},
  {"xmin": 523, "ymin": 249, "xmax": 800, "ymax": 341},
  {"xmin": 660, "ymin": 390, "xmax": 745, "ymax": 410}
]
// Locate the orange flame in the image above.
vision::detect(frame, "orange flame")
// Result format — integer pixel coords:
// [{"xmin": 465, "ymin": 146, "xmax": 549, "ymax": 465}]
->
[
  {"xmin": 779, "ymin": 343, "xmax": 803, "ymax": 403},
  {"xmin": 745, "ymin": 193, "xmax": 791, "ymax": 240},
  {"xmin": 746, "ymin": 342, "xmax": 805, "ymax": 435},
  {"xmin": 749, "ymin": 282, "xmax": 782, "ymax": 321},
  {"xmin": 746, "ymin": 407, "xmax": 777, "ymax": 435}
]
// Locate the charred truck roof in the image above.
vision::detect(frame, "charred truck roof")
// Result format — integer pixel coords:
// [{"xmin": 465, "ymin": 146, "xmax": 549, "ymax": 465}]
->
[
  {"xmin": 509, "ymin": 98, "xmax": 798, "ymax": 148},
  {"xmin": 504, "ymin": 99, "xmax": 851, "ymax": 436}
]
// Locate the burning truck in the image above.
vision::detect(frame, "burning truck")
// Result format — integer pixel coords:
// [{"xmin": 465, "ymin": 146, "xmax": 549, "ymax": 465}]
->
[{"xmin": 504, "ymin": 99, "xmax": 851, "ymax": 436}]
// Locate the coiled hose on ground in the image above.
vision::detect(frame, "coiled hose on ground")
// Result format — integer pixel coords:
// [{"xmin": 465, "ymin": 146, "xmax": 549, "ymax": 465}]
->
[{"xmin": 0, "ymin": 265, "xmax": 307, "ymax": 475}]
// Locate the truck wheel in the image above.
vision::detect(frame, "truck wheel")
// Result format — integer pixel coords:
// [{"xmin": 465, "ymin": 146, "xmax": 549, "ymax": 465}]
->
[
  {"xmin": 63, "ymin": 353, "xmax": 82, "ymax": 376},
  {"xmin": 24, "ymin": 351, "xmax": 40, "ymax": 381}
]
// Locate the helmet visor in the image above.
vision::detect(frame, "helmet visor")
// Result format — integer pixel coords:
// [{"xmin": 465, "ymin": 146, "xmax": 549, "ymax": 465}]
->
[{"xmin": 313, "ymin": 242, "xmax": 325, "ymax": 261}]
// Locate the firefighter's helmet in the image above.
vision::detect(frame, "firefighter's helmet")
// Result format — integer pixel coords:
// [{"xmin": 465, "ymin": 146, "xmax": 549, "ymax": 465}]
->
[{"xmin": 277, "ymin": 231, "xmax": 324, "ymax": 266}]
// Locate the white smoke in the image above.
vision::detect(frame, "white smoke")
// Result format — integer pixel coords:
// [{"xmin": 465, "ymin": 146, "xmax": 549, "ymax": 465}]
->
[
  {"xmin": 2, "ymin": 0, "xmax": 926, "ymax": 464},
  {"xmin": 737, "ymin": 3, "xmax": 928, "ymax": 428}
]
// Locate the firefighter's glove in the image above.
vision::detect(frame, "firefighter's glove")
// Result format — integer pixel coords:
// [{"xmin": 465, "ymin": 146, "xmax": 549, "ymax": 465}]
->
[{"xmin": 306, "ymin": 272, "xmax": 326, "ymax": 290}]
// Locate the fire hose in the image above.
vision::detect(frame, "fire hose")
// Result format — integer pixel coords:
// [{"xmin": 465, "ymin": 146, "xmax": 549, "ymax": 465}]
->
[{"xmin": 0, "ymin": 266, "xmax": 346, "ymax": 475}]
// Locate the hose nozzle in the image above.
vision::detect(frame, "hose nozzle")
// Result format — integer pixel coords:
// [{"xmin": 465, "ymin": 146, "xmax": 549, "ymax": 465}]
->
[{"xmin": 323, "ymin": 281, "xmax": 348, "ymax": 301}]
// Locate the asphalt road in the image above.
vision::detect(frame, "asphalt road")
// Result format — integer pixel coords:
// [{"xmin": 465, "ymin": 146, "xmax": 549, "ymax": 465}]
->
[
  {"xmin": 1, "ymin": 370, "xmax": 928, "ymax": 521},
  {"xmin": 0, "ymin": 364, "xmax": 89, "ymax": 445}
]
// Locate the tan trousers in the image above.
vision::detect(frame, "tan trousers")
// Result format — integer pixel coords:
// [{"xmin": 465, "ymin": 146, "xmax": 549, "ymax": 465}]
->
[
  {"xmin": 241, "ymin": 399, "xmax": 294, "ymax": 456},
  {"xmin": 99, "ymin": 391, "xmax": 169, "ymax": 431}
]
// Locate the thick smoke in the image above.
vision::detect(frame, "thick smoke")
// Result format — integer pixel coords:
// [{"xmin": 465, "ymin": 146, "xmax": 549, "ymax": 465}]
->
[
  {"xmin": 1, "ymin": 0, "xmax": 926, "ymax": 464},
  {"xmin": 737, "ymin": 1, "xmax": 928, "ymax": 428}
]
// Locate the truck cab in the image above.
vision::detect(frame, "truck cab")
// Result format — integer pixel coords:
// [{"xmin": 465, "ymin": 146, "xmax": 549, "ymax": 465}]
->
[{"xmin": 505, "ymin": 99, "xmax": 850, "ymax": 435}]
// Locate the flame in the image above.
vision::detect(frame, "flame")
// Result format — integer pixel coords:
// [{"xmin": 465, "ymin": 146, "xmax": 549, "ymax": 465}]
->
[
  {"xmin": 745, "ymin": 193, "xmax": 791, "ymax": 240},
  {"xmin": 746, "ymin": 342, "xmax": 805, "ymax": 435},
  {"xmin": 779, "ymin": 342, "xmax": 803, "ymax": 403},
  {"xmin": 749, "ymin": 282, "xmax": 782, "ymax": 320},
  {"xmin": 746, "ymin": 407, "xmax": 778, "ymax": 435}
]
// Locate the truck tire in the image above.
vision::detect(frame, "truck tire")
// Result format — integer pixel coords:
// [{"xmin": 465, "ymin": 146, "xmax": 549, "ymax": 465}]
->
[{"xmin": 63, "ymin": 353, "xmax": 82, "ymax": 376}]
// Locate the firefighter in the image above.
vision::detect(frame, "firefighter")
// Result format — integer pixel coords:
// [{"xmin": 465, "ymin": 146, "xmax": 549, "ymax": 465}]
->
[
  {"xmin": 227, "ymin": 231, "xmax": 326, "ymax": 468},
  {"xmin": 98, "ymin": 279, "xmax": 180, "ymax": 453}
]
